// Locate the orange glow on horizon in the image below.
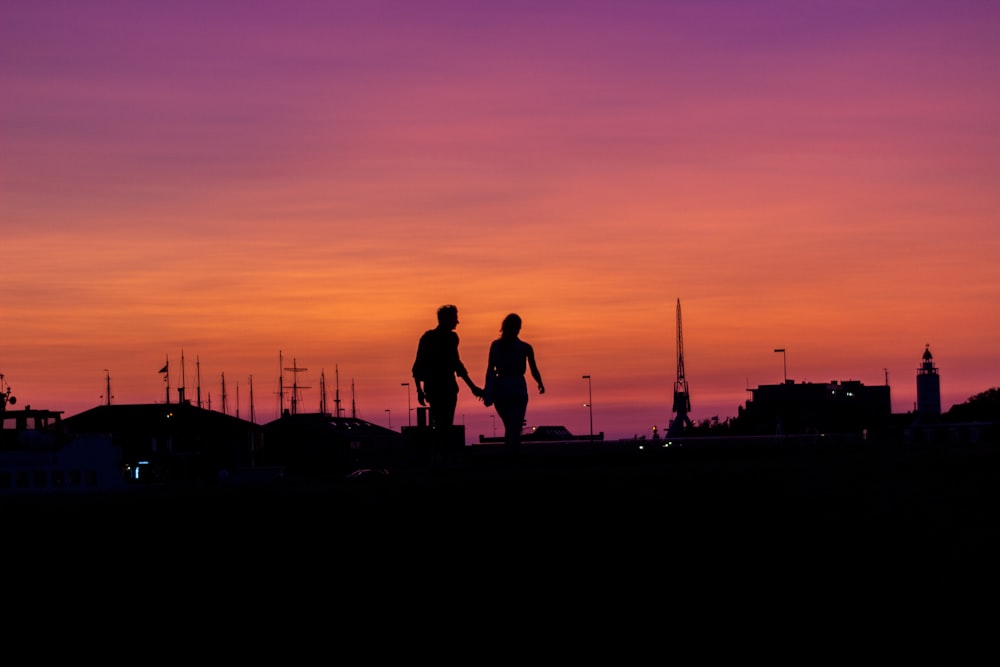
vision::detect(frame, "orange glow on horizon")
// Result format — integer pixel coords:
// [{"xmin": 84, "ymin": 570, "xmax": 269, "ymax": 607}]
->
[{"xmin": 3, "ymin": 2, "xmax": 998, "ymax": 441}]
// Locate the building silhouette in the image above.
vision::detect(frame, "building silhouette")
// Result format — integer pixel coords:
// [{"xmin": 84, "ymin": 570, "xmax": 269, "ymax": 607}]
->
[
  {"xmin": 735, "ymin": 378, "xmax": 892, "ymax": 439},
  {"xmin": 60, "ymin": 401, "xmax": 264, "ymax": 483}
]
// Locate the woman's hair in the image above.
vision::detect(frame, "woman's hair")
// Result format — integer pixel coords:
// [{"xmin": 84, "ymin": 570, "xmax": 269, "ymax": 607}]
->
[{"xmin": 500, "ymin": 313, "xmax": 522, "ymax": 337}]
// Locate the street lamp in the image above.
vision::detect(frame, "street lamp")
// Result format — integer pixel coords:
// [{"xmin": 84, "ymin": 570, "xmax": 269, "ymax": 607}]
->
[
  {"xmin": 385, "ymin": 408, "xmax": 391, "ymax": 429},
  {"xmin": 582, "ymin": 375, "xmax": 593, "ymax": 440},
  {"xmin": 401, "ymin": 382, "xmax": 411, "ymax": 426},
  {"xmin": 774, "ymin": 349, "xmax": 787, "ymax": 384}
]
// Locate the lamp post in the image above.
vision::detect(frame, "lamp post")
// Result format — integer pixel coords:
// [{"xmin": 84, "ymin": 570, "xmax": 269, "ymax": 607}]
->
[
  {"xmin": 582, "ymin": 375, "xmax": 593, "ymax": 440},
  {"xmin": 385, "ymin": 408, "xmax": 391, "ymax": 429},
  {"xmin": 774, "ymin": 349, "xmax": 787, "ymax": 384},
  {"xmin": 401, "ymin": 382, "xmax": 411, "ymax": 426}
]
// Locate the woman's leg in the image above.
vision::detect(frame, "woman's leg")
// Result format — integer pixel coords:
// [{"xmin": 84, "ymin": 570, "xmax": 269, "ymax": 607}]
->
[{"xmin": 495, "ymin": 400, "xmax": 522, "ymax": 454}]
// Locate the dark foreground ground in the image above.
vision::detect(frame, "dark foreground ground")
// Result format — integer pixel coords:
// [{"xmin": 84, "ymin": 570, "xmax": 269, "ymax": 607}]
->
[{"xmin": 5, "ymin": 437, "xmax": 1000, "ymax": 640}]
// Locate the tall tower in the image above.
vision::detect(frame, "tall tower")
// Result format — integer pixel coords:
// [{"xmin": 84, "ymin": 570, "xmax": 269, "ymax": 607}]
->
[
  {"xmin": 668, "ymin": 298, "xmax": 693, "ymax": 436},
  {"xmin": 916, "ymin": 344, "xmax": 941, "ymax": 421}
]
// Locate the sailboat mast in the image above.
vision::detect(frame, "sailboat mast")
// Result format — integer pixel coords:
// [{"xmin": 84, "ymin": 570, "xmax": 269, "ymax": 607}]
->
[
  {"xmin": 319, "ymin": 369, "xmax": 328, "ymax": 415},
  {"xmin": 335, "ymin": 364, "xmax": 343, "ymax": 417},
  {"xmin": 283, "ymin": 357, "xmax": 309, "ymax": 415},
  {"xmin": 249, "ymin": 374, "xmax": 256, "ymax": 424},
  {"xmin": 163, "ymin": 355, "xmax": 170, "ymax": 404},
  {"xmin": 104, "ymin": 369, "xmax": 112, "ymax": 406},
  {"xmin": 178, "ymin": 350, "xmax": 187, "ymax": 404},
  {"xmin": 278, "ymin": 350, "xmax": 284, "ymax": 417}
]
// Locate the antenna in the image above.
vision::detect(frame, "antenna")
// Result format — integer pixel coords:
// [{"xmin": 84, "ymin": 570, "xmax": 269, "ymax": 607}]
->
[
  {"xmin": 220, "ymin": 372, "xmax": 228, "ymax": 415},
  {"xmin": 196, "ymin": 356, "xmax": 203, "ymax": 408}
]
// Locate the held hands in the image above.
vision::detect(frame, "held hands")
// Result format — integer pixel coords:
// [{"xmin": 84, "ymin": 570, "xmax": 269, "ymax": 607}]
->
[{"xmin": 538, "ymin": 383, "xmax": 545, "ymax": 394}]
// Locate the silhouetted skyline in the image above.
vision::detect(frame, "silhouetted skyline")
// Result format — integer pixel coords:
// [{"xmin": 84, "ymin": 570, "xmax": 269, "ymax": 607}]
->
[{"xmin": 3, "ymin": 2, "xmax": 998, "ymax": 441}]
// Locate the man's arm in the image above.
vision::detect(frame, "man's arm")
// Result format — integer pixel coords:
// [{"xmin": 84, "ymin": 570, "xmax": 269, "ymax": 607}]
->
[
  {"xmin": 414, "ymin": 376, "xmax": 427, "ymax": 406},
  {"xmin": 459, "ymin": 370, "xmax": 484, "ymax": 399},
  {"xmin": 453, "ymin": 333, "xmax": 483, "ymax": 399},
  {"xmin": 455, "ymin": 358, "xmax": 484, "ymax": 400},
  {"xmin": 413, "ymin": 335, "xmax": 428, "ymax": 406}
]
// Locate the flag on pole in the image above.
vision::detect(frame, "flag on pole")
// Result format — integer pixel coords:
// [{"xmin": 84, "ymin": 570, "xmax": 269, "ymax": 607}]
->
[{"xmin": 159, "ymin": 363, "xmax": 168, "ymax": 374}]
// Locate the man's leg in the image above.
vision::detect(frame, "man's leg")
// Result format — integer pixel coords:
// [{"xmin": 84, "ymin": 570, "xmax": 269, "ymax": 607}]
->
[
  {"xmin": 428, "ymin": 391, "xmax": 458, "ymax": 464},
  {"xmin": 429, "ymin": 392, "xmax": 457, "ymax": 429}
]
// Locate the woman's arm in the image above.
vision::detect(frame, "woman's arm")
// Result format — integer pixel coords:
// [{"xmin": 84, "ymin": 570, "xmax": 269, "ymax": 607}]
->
[{"xmin": 526, "ymin": 344, "xmax": 544, "ymax": 393}]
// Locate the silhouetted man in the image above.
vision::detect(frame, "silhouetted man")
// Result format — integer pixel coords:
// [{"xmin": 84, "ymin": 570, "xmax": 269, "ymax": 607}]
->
[{"xmin": 412, "ymin": 305, "xmax": 483, "ymax": 431}]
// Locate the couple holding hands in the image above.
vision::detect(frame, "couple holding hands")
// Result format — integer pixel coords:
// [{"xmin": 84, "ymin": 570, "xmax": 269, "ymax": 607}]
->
[{"xmin": 411, "ymin": 305, "xmax": 544, "ymax": 454}]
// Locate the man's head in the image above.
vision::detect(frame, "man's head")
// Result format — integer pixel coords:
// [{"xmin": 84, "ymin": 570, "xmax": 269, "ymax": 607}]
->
[{"xmin": 437, "ymin": 304, "xmax": 459, "ymax": 328}]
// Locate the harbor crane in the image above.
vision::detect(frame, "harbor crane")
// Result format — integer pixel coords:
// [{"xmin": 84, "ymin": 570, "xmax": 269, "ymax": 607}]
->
[{"xmin": 668, "ymin": 298, "xmax": 693, "ymax": 436}]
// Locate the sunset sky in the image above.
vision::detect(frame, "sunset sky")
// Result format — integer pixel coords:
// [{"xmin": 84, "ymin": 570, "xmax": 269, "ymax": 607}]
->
[{"xmin": 3, "ymin": 1, "xmax": 999, "ymax": 442}]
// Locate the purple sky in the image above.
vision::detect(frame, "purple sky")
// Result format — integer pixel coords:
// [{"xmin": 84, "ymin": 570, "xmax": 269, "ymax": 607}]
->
[{"xmin": 3, "ymin": 1, "xmax": 999, "ymax": 440}]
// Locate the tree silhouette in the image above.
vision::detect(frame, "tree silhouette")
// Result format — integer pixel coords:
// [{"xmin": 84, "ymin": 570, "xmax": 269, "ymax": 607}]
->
[{"xmin": 944, "ymin": 387, "xmax": 1000, "ymax": 423}]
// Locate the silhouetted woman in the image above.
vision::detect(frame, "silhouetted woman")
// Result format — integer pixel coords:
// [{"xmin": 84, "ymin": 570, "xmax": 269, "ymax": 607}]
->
[{"xmin": 483, "ymin": 313, "xmax": 544, "ymax": 456}]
